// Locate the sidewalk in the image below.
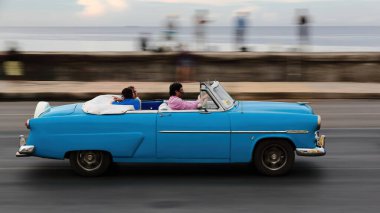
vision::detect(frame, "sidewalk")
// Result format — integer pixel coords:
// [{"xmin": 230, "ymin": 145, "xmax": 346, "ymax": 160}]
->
[{"xmin": 1, "ymin": 81, "xmax": 380, "ymax": 101}]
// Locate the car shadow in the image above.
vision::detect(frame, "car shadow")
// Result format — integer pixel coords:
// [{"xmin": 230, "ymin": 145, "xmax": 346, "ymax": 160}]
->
[{"xmin": 22, "ymin": 159, "xmax": 325, "ymax": 185}]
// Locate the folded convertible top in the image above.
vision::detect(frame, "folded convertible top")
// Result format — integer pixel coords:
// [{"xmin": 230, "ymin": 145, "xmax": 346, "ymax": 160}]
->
[{"xmin": 82, "ymin": 95, "xmax": 135, "ymax": 115}]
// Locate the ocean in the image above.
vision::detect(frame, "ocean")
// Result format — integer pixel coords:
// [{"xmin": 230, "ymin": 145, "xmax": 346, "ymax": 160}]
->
[{"xmin": 0, "ymin": 26, "xmax": 379, "ymax": 52}]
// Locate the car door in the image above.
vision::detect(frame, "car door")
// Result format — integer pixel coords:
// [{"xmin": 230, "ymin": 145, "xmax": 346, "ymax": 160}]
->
[{"xmin": 156, "ymin": 109, "xmax": 231, "ymax": 160}]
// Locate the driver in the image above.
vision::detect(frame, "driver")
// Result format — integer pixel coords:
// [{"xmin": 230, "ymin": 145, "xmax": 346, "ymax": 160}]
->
[{"xmin": 168, "ymin": 82, "xmax": 206, "ymax": 110}]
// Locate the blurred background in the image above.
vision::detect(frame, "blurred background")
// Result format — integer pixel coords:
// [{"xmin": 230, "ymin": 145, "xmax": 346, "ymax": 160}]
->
[
  {"xmin": 0, "ymin": 0, "xmax": 379, "ymax": 87},
  {"xmin": 0, "ymin": 0, "xmax": 379, "ymax": 52},
  {"xmin": 0, "ymin": 0, "xmax": 379, "ymax": 85},
  {"xmin": 1, "ymin": 1, "xmax": 380, "ymax": 212},
  {"xmin": 0, "ymin": 0, "xmax": 379, "ymax": 92}
]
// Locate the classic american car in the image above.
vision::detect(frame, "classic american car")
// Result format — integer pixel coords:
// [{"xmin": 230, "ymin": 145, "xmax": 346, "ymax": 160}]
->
[{"xmin": 17, "ymin": 81, "xmax": 326, "ymax": 176}]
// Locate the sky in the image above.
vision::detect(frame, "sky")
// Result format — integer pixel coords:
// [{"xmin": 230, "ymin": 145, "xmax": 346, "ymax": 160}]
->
[{"xmin": 0, "ymin": 0, "xmax": 379, "ymax": 26}]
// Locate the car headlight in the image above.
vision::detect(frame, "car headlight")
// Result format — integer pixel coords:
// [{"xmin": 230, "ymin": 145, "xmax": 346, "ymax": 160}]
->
[{"xmin": 317, "ymin": 115, "xmax": 321, "ymax": 130}]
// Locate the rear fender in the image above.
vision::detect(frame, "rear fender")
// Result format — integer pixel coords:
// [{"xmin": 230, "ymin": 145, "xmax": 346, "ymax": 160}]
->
[{"xmin": 32, "ymin": 133, "xmax": 144, "ymax": 159}]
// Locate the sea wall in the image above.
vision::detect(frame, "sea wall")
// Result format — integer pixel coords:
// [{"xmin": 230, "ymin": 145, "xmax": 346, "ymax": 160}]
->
[{"xmin": 1, "ymin": 52, "xmax": 380, "ymax": 82}]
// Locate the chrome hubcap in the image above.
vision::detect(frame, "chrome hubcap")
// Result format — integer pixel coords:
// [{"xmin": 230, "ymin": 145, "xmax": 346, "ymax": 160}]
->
[
  {"xmin": 262, "ymin": 145, "xmax": 287, "ymax": 171},
  {"xmin": 77, "ymin": 151, "xmax": 103, "ymax": 171}
]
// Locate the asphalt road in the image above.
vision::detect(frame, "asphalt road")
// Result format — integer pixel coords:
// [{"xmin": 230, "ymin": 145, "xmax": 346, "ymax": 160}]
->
[{"xmin": 0, "ymin": 100, "xmax": 379, "ymax": 213}]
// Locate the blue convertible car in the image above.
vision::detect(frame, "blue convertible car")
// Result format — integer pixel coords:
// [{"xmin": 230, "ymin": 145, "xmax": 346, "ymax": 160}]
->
[{"xmin": 17, "ymin": 81, "xmax": 325, "ymax": 176}]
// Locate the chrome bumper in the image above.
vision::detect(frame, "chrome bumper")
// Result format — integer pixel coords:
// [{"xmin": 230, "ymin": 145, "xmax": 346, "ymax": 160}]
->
[
  {"xmin": 16, "ymin": 135, "xmax": 35, "ymax": 157},
  {"xmin": 296, "ymin": 135, "xmax": 326, "ymax": 156}
]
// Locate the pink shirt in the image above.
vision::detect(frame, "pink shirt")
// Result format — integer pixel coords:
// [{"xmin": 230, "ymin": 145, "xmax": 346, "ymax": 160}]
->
[{"xmin": 168, "ymin": 96, "xmax": 199, "ymax": 110}]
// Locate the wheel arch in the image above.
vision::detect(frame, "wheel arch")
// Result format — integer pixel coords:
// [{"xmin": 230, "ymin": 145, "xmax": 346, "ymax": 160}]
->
[
  {"xmin": 251, "ymin": 137, "xmax": 296, "ymax": 161},
  {"xmin": 64, "ymin": 150, "xmax": 113, "ymax": 160}
]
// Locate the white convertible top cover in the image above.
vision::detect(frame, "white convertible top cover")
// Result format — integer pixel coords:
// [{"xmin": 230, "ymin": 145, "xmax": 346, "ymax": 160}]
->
[{"xmin": 82, "ymin": 95, "xmax": 135, "ymax": 115}]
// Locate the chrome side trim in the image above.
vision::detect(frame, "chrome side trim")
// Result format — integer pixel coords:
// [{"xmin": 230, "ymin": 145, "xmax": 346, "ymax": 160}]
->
[
  {"xmin": 159, "ymin": 130, "xmax": 309, "ymax": 134},
  {"xmin": 235, "ymin": 130, "xmax": 309, "ymax": 134},
  {"xmin": 160, "ymin": 131, "xmax": 230, "ymax": 134},
  {"xmin": 286, "ymin": 130, "xmax": 309, "ymax": 134},
  {"xmin": 126, "ymin": 110, "xmax": 158, "ymax": 114},
  {"xmin": 232, "ymin": 131, "xmax": 287, "ymax": 134}
]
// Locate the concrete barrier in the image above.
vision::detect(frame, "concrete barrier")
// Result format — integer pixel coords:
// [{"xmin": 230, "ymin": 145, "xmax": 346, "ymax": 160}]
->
[{"xmin": 1, "ymin": 52, "xmax": 380, "ymax": 82}]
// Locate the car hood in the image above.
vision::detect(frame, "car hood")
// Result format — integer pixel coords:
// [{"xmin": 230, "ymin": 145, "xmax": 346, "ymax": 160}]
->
[{"xmin": 238, "ymin": 101, "xmax": 314, "ymax": 114}]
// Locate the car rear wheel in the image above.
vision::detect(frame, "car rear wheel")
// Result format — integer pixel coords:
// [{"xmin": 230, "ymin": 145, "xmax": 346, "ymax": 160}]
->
[
  {"xmin": 253, "ymin": 140, "xmax": 295, "ymax": 176},
  {"xmin": 69, "ymin": 151, "xmax": 111, "ymax": 177}
]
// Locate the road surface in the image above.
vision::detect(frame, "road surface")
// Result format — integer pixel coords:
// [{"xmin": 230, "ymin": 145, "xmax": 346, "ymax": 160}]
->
[{"xmin": 0, "ymin": 100, "xmax": 379, "ymax": 212}]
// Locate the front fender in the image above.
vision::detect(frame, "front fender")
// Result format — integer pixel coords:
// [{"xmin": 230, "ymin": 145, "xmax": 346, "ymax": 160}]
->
[{"xmin": 231, "ymin": 133, "xmax": 297, "ymax": 163}]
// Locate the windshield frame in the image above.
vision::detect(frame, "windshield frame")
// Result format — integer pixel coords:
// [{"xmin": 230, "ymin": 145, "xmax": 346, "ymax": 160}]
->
[{"xmin": 201, "ymin": 81, "xmax": 235, "ymax": 111}]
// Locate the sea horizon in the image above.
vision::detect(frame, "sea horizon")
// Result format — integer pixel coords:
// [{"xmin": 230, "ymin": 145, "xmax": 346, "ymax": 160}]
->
[{"xmin": 0, "ymin": 26, "xmax": 379, "ymax": 52}]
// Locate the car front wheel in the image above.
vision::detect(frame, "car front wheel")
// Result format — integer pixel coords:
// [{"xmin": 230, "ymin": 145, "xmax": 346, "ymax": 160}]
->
[
  {"xmin": 253, "ymin": 140, "xmax": 295, "ymax": 176},
  {"xmin": 69, "ymin": 151, "xmax": 111, "ymax": 177}
]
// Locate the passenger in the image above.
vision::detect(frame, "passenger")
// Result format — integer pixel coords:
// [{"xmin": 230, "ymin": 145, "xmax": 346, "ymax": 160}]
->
[
  {"xmin": 168, "ymin": 82, "xmax": 205, "ymax": 110},
  {"xmin": 127, "ymin": 86, "xmax": 138, "ymax": 99},
  {"xmin": 112, "ymin": 87, "xmax": 141, "ymax": 110},
  {"xmin": 113, "ymin": 86, "xmax": 141, "ymax": 106}
]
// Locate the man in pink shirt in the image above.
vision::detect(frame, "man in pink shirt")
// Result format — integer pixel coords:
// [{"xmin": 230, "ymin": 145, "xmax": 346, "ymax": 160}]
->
[{"xmin": 168, "ymin": 82, "xmax": 201, "ymax": 110}]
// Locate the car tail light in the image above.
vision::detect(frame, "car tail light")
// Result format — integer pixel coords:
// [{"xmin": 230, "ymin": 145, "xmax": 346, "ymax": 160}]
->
[{"xmin": 25, "ymin": 119, "xmax": 30, "ymax": 129}]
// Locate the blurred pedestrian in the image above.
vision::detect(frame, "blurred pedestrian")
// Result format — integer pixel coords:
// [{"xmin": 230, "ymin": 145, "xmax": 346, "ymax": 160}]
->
[
  {"xmin": 139, "ymin": 33, "xmax": 149, "ymax": 51},
  {"xmin": 194, "ymin": 10, "xmax": 209, "ymax": 51},
  {"xmin": 2, "ymin": 41, "xmax": 24, "ymax": 79},
  {"xmin": 175, "ymin": 45, "xmax": 195, "ymax": 82},
  {"xmin": 235, "ymin": 12, "xmax": 249, "ymax": 52},
  {"xmin": 165, "ymin": 15, "xmax": 178, "ymax": 42},
  {"xmin": 296, "ymin": 9, "xmax": 311, "ymax": 51}
]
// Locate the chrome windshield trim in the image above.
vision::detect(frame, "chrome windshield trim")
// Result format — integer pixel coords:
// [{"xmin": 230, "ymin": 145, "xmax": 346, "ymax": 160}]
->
[
  {"xmin": 202, "ymin": 81, "xmax": 235, "ymax": 111},
  {"xmin": 159, "ymin": 130, "xmax": 309, "ymax": 134},
  {"xmin": 203, "ymin": 82, "xmax": 227, "ymax": 111}
]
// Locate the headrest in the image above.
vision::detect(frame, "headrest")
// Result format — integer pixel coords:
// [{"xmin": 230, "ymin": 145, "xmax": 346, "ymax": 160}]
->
[{"xmin": 82, "ymin": 95, "xmax": 135, "ymax": 115}]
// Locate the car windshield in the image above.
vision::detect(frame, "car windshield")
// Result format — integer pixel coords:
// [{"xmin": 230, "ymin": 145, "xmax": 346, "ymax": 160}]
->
[{"xmin": 211, "ymin": 82, "xmax": 235, "ymax": 109}]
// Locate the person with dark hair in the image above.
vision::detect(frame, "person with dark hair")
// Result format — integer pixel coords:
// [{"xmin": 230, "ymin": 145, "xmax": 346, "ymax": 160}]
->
[
  {"xmin": 128, "ymin": 86, "xmax": 138, "ymax": 99},
  {"xmin": 112, "ymin": 87, "xmax": 141, "ymax": 110},
  {"xmin": 168, "ymin": 82, "xmax": 205, "ymax": 110},
  {"xmin": 169, "ymin": 82, "xmax": 183, "ymax": 96},
  {"xmin": 114, "ymin": 85, "xmax": 140, "ymax": 102}
]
